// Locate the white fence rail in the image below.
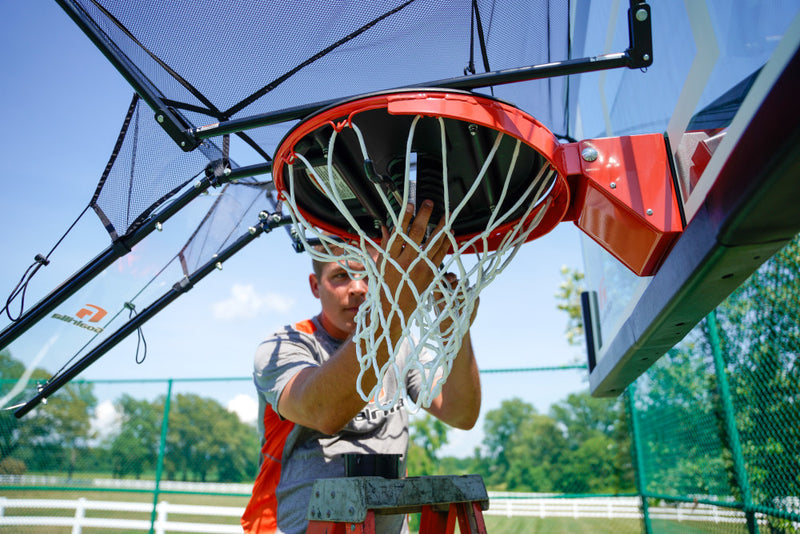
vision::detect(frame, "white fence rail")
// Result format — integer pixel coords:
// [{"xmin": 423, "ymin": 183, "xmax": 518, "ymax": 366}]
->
[
  {"xmin": 0, "ymin": 495, "xmax": 766, "ymax": 532},
  {"xmin": 485, "ymin": 495, "xmax": 752, "ymax": 524},
  {"xmin": 0, "ymin": 497, "xmax": 245, "ymax": 534},
  {"xmin": 0, "ymin": 475, "xmax": 252, "ymax": 495}
]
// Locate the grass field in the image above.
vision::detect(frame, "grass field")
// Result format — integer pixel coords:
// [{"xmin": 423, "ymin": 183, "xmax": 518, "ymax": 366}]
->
[
  {"xmin": 413, "ymin": 515, "xmax": 746, "ymax": 533},
  {"xmin": 480, "ymin": 516, "xmax": 642, "ymax": 533}
]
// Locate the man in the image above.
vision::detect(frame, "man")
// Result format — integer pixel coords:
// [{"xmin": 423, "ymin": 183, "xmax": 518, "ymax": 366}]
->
[{"xmin": 241, "ymin": 201, "xmax": 482, "ymax": 533}]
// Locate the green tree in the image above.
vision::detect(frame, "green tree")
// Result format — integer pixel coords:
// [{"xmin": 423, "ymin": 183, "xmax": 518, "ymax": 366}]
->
[
  {"xmin": 552, "ymin": 268, "xmax": 635, "ymax": 494},
  {"xmin": 481, "ymin": 398, "xmax": 536, "ymax": 488},
  {"xmin": 210, "ymin": 409, "xmax": 259, "ymax": 483},
  {"xmin": 554, "ymin": 266, "xmax": 585, "ymax": 347},
  {"xmin": 0, "ymin": 350, "xmax": 96, "ymax": 476},
  {"xmin": 41, "ymin": 380, "xmax": 97, "ymax": 479},
  {"xmin": 0, "ymin": 350, "xmax": 49, "ymax": 465},
  {"xmin": 0, "ymin": 350, "xmax": 27, "ymax": 462},
  {"xmin": 550, "ymin": 391, "xmax": 634, "ymax": 494},
  {"xmin": 558, "ymin": 433, "xmax": 618, "ymax": 493},
  {"xmin": 550, "ymin": 391, "xmax": 617, "ymax": 447},
  {"xmin": 108, "ymin": 395, "xmax": 159, "ymax": 479},
  {"xmin": 504, "ymin": 413, "xmax": 568, "ymax": 492},
  {"xmin": 408, "ymin": 413, "xmax": 449, "ymax": 476},
  {"xmin": 165, "ymin": 393, "xmax": 258, "ymax": 482},
  {"xmin": 0, "ymin": 349, "xmax": 25, "ymax": 378}
]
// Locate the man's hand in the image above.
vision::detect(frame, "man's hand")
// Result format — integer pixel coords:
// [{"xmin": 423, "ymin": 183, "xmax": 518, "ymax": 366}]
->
[
  {"xmin": 277, "ymin": 200, "xmax": 482, "ymax": 435},
  {"xmin": 379, "ymin": 200, "xmax": 450, "ymax": 333},
  {"xmin": 433, "ymin": 272, "xmax": 479, "ymax": 334}
]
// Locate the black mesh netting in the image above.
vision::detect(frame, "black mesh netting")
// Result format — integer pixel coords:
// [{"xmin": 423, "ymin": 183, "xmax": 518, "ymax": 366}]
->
[
  {"xmin": 90, "ymin": 94, "xmax": 228, "ymax": 240},
  {"xmin": 68, "ymin": 0, "xmax": 570, "ymax": 153},
  {"xmin": 177, "ymin": 181, "xmax": 274, "ymax": 276}
]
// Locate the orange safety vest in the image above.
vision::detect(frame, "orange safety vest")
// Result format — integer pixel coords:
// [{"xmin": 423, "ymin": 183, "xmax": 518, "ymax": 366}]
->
[{"xmin": 241, "ymin": 319, "xmax": 316, "ymax": 533}]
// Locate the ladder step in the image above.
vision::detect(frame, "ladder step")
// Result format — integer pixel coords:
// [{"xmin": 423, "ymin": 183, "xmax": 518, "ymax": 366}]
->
[{"xmin": 306, "ymin": 475, "xmax": 488, "ymax": 533}]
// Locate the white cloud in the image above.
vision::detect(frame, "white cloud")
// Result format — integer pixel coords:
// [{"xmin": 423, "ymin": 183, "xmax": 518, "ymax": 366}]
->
[
  {"xmin": 212, "ymin": 284, "xmax": 294, "ymax": 320},
  {"xmin": 90, "ymin": 400, "xmax": 121, "ymax": 439},
  {"xmin": 227, "ymin": 393, "xmax": 258, "ymax": 424}
]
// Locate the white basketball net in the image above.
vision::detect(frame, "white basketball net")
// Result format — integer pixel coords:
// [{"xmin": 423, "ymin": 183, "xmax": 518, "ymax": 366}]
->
[{"xmin": 280, "ymin": 115, "xmax": 556, "ymax": 411}]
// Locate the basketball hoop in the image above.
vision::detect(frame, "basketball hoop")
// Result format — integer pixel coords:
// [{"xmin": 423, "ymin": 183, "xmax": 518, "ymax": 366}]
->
[{"xmin": 273, "ymin": 89, "xmax": 570, "ymax": 410}]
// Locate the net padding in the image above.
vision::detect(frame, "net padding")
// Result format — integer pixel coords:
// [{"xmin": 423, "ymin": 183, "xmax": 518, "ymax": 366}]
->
[{"xmin": 273, "ymin": 90, "xmax": 569, "ymax": 410}]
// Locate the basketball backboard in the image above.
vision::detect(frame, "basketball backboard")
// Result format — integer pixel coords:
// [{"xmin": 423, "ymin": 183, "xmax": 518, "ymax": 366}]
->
[{"xmin": 578, "ymin": 2, "xmax": 800, "ymax": 396}]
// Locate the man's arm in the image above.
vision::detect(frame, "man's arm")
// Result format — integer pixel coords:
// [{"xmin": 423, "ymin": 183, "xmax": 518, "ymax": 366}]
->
[
  {"xmin": 424, "ymin": 330, "xmax": 481, "ymax": 430},
  {"xmin": 277, "ymin": 200, "xmax": 451, "ymax": 435},
  {"xmin": 277, "ymin": 338, "xmax": 375, "ymax": 435},
  {"xmin": 424, "ymin": 277, "xmax": 482, "ymax": 430}
]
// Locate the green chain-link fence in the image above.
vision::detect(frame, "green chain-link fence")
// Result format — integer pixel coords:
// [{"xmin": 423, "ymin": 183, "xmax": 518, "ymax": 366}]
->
[
  {"xmin": 0, "ymin": 368, "xmax": 642, "ymax": 533},
  {"xmin": 629, "ymin": 233, "xmax": 800, "ymax": 533},
  {"xmin": 1, "ymin": 234, "xmax": 798, "ymax": 533}
]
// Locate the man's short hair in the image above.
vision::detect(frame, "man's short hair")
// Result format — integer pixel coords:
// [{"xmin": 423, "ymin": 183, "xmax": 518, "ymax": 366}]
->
[
  {"xmin": 311, "ymin": 257, "xmax": 325, "ymax": 278},
  {"xmin": 310, "ymin": 242, "xmax": 377, "ymax": 278}
]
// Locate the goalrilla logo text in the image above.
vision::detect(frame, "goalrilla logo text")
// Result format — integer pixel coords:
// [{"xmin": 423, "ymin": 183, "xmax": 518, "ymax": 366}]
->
[{"xmin": 51, "ymin": 304, "xmax": 107, "ymax": 334}]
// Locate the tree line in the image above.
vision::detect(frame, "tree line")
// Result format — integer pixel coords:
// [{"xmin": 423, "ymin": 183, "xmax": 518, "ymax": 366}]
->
[
  {"xmin": 1, "ymin": 349, "xmax": 633, "ymax": 493},
  {"xmin": 0, "ymin": 352, "xmax": 259, "ymax": 483},
  {"xmin": 408, "ymin": 393, "xmax": 635, "ymax": 494}
]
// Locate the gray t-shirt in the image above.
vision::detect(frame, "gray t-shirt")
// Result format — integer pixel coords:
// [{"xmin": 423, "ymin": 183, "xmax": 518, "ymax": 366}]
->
[{"xmin": 253, "ymin": 316, "xmax": 420, "ymax": 534}]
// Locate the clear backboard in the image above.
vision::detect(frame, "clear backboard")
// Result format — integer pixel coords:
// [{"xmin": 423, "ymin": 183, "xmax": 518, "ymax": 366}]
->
[{"xmin": 579, "ymin": 2, "xmax": 800, "ymax": 396}]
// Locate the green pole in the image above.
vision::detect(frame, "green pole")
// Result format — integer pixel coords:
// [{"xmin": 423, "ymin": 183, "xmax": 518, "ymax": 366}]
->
[
  {"xmin": 149, "ymin": 379, "xmax": 173, "ymax": 534},
  {"xmin": 706, "ymin": 311, "xmax": 758, "ymax": 534},
  {"xmin": 626, "ymin": 384, "xmax": 653, "ymax": 534}
]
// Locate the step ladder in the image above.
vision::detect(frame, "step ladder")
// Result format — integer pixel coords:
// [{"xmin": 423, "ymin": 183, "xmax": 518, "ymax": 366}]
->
[{"xmin": 305, "ymin": 474, "xmax": 489, "ymax": 533}]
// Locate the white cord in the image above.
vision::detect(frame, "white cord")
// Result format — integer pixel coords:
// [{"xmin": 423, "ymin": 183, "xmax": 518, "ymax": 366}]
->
[{"xmin": 282, "ymin": 115, "xmax": 556, "ymax": 411}]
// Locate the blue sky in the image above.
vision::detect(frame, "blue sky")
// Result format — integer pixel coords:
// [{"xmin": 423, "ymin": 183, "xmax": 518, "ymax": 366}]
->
[{"xmin": 0, "ymin": 2, "xmax": 594, "ymax": 458}]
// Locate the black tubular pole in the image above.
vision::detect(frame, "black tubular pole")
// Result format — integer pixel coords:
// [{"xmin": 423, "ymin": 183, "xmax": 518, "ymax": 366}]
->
[
  {"xmin": 0, "ymin": 163, "xmax": 271, "ymax": 351},
  {"xmin": 14, "ymin": 214, "xmax": 290, "ymax": 418},
  {"xmin": 55, "ymin": 0, "xmax": 199, "ymax": 151},
  {"xmin": 192, "ymin": 53, "xmax": 632, "ymax": 140}
]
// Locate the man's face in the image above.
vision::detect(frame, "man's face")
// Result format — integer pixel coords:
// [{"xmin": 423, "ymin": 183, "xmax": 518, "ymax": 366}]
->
[{"xmin": 310, "ymin": 257, "xmax": 369, "ymax": 340}]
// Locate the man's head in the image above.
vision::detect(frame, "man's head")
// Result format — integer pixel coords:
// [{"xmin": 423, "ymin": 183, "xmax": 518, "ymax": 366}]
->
[{"xmin": 309, "ymin": 247, "xmax": 376, "ymax": 340}]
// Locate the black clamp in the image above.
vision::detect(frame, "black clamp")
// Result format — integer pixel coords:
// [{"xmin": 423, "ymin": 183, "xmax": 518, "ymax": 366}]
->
[
  {"xmin": 626, "ymin": 1, "xmax": 653, "ymax": 69},
  {"xmin": 33, "ymin": 254, "xmax": 50, "ymax": 267},
  {"xmin": 205, "ymin": 158, "xmax": 232, "ymax": 188},
  {"xmin": 250, "ymin": 211, "xmax": 294, "ymax": 244},
  {"xmin": 172, "ymin": 276, "xmax": 193, "ymax": 293},
  {"xmin": 291, "ymin": 232, "xmax": 306, "ymax": 253},
  {"xmin": 259, "ymin": 211, "xmax": 292, "ymax": 231},
  {"xmin": 112, "ymin": 238, "xmax": 133, "ymax": 256},
  {"xmin": 154, "ymin": 107, "xmax": 201, "ymax": 152}
]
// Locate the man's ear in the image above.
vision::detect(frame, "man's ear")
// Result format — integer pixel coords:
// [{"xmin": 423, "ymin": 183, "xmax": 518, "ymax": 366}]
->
[{"xmin": 309, "ymin": 273, "xmax": 320, "ymax": 298}]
